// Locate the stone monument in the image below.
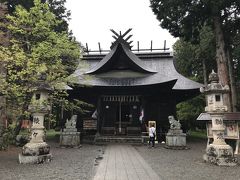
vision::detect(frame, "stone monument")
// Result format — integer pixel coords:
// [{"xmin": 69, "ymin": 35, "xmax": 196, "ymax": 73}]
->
[
  {"xmin": 19, "ymin": 74, "xmax": 52, "ymax": 164},
  {"xmin": 200, "ymin": 70, "xmax": 237, "ymax": 166},
  {"xmin": 165, "ymin": 115, "xmax": 186, "ymax": 149},
  {"xmin": 60, "ymin": 115, "xmax": 81, "ymax": 147}
]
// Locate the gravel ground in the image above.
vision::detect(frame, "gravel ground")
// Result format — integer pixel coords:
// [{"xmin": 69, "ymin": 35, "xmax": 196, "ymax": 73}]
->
[
  {"xmin": 135, "ymin": 138, "xmax": 240, "ymax": 180},
  {"xmin": 0, "ymin": 141, "xmax": 104, "ymax": 180},
  {"xmin": 1, "ymin": 138, "xmax": 240, "ymax": 180}
]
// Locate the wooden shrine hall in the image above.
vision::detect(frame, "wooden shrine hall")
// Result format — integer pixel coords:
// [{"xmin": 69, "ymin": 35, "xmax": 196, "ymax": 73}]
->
[{"xmin": 69, "ymin": 29, "xmax": 202, "ymax": 141}]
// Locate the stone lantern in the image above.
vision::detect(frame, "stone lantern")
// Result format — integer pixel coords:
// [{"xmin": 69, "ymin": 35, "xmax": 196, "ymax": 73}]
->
[
  {"xmin": 200, "ymin": 70, "xmax": 237, "ymax": 166},
  {"xmin": 19, "ymin": 73, "xmax": 53, "ymax": 164}
]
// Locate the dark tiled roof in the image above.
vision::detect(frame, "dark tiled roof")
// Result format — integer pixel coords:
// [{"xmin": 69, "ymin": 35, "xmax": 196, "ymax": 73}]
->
[
  {"xmin": 85, "ymin": 43, "xmax": 156, "ymax": 74},
  {"xmin": 70, "ymin": 40, "xmax": 203, "ymax": 90}
]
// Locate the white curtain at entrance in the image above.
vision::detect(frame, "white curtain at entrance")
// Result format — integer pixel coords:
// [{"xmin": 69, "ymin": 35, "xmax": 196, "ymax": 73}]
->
[{"xmin": 139, "ymin": 108, "xmax": 144, "ymax": 123}]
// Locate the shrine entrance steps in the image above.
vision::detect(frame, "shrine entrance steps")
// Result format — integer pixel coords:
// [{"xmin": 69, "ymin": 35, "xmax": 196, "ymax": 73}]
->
[{"xmin": 94, "ymin": 135, "xmax": 142, "ymax": 144}]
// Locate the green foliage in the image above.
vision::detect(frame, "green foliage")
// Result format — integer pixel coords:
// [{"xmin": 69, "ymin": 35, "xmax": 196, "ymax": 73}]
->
[
  {"xmin": 47, "ymin": 0, "xmax": 70, "ymax": 33},
  {"xmin": 50, "ymin": 90, "xmax": 93, "ymax": 115},
  {"xmin": 2, "ymin": 0, "xmax": 70, "ymax": 33},
  {"xmin": 189, "ymin": 130, "xmax": 207, "ymax": 139},
  {"xmin": 0, "ymin": 0, "xmax": 81, "ymax": 125},
  {"xmin": 44, "ymin": 113, "xmax": 56, "ymax": 129},
  {"xmin": 0, "ymin": 124, "xmax": 16, "ymax": 150},
  {"xmin": 174, "ymin": 25, "xmax": 216, "ymax": 82},
  {"xmin": 1, "ymin": 0, "xmax": 36, "ymax": 13},
  {"xmin": 45, "ymin": 129, "xmax": 60, "ymax": 141},
  {"xmin": 150, "ymin": 0, "xmax": 240, "ymax": 43},
  {"xmin": 177, "ymin": 94, "xmax": 205, "ymax": 130},
  {"xmin": 174, "ymin": 40, "xmax": 198, "ymax": 77}
]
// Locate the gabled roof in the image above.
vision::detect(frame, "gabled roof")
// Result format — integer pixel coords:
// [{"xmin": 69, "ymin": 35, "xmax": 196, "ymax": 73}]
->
[
  {"xmin": 86, "ymin": 40, "xmax": 156, "ymax": 74},
  {"xmin": 70, "ymin": 30, "xmax": 203, "ymax": 91}
]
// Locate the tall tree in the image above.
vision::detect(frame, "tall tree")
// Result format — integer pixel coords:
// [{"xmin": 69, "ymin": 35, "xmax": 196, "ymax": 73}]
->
[
  {"xmin": 0, "ymin": 3, "xmax": 8, "ymax": 149},
  {"xmin": 150, "ymin": 0, "xmax": 240, "ymax": 111},
  {"xmin": 46, "ymin": 0, "xmax": 70, "ymax": 33},
  {"xmin": 174, "ymin": 26, "xmax": 216, "ymax": 129},
  {"xmin": 0, "ymin": 0, "xmax": 70, "ymax": 33},
  {"xmin": 0, "ymin": 0, "xmax": 81, "ymax": 136},
  {"xmin": 174, "ymin": 25, "xmax": 216, "ymax": 84},
  {"xmin": 232, "ymin": 32, "xmax": 240, "ymax": 111}
]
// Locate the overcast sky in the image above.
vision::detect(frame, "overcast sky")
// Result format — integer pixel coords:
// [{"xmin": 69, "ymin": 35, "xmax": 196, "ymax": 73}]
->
[{"xmin": 65, "ymin": 0, "xmax": 177, "ymax": 51}]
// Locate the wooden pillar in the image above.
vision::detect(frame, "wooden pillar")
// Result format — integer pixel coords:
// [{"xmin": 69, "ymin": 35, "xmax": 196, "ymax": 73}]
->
[
  {"xmin": 119, "ymin": 101, "xmax": 122, "ymax": 133},
  {"xmin": 97, "ymin": 96, "xmax": 101, "ymax": 134}
]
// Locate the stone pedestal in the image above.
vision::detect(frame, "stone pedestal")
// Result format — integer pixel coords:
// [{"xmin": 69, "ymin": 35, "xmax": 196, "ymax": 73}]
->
[
  {"xmin": 204, "ymin": 144, "xmax": 237, "ymax": 166},
  {"xmin": 60, "ymin": 115, "xmax": 81, "ymax": 148},
  {"xmin": 203, "ymin": 113, "xmax": 237, "ymax": 166},
  {"xmin": 19, "ymin": 113, "xmax": 52, "ymax": 164},
  {"xmin": 166, "ymin": 129, "xmax": 186, "ymax": 149},
  {"xmin": 60, "ymin": 131, "xmax": 81, "ymax": 147},
  {"xmin": 19, "ymin": 142, "xmax": 52, "ymax": 164}
]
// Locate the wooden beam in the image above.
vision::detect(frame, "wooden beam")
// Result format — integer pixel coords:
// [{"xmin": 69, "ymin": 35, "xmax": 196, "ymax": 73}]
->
[
  {"xmin": 98, "ymin": 42, "xmax": 101, "ymax": 54},
  {"xmin": 85, "ymin": 43, "xmax": 89, "ymax": 54},
  {"xmin": 150, "ymin": 40, "xmax": 153, "ymax": 52},
  {"xmin": 112, "ymin": 35, "xmax": 118, "ymax": 40},
  {"xmin": 110, "ymin": 29, "xmax": 120, "ymax": 37},
  {"xmin": 128, "ymin": 41, "xmax": 133, "ymax": 45},
  {"xmin": 125, "ymin": 35, "xmax": 132, "ymax": 42},
  {"xmin": 122, "ymin": 28, "xmax": 132, "ymax": 38}
]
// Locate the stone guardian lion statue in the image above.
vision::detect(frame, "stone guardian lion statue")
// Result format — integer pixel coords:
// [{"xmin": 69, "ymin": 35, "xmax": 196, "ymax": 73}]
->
[{"xmin": 168, "ymin": 115, "xmax": 181, "ymax": 130}]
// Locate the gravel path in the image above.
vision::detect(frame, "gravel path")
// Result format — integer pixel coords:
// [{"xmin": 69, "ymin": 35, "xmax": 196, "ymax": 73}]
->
[
  {"xmin": 135, "ymin": 138, "xmax": 240, "ymax": 180},
  {"xmin": 0, "ymin": 141, "xmax": 104, "ymax": 180},
  {"xmin": 1, "ymin": 138, "xmax": 240, "ymax": 180}
]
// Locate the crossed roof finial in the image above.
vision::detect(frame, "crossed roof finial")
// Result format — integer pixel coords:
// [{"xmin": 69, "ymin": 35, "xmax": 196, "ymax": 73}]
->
[{"xmin": 110, "ymin": 28, "xmax": 133, "ymax": 49}]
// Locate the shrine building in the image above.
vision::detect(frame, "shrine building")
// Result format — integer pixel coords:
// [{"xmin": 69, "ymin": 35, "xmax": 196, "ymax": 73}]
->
[{"xmin": 68, "ymin": 29, "xmax": 202, "ymax": 140}]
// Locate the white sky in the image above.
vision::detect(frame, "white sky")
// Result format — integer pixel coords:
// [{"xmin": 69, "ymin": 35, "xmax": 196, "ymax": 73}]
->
[{"xmin": 65, "ymin": 0, "xmax": 177, "ymax": 51}]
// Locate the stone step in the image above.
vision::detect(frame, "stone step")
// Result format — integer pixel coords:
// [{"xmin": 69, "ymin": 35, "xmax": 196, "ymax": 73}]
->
[{"xmin": 94, "ymin": 136, "xmax": 142, "ymax": 144}]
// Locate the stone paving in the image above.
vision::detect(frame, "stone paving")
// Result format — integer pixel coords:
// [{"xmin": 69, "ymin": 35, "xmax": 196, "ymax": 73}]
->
[
  {"xmin": 0, "ymin": 138, "xmax": 240, "ymax": 180},
  {"xmin": 93, "ymin": 144, "xmax": 160, "ymax": 180}
]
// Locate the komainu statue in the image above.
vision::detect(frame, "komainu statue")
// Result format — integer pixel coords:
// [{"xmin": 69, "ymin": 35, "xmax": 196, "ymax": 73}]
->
[
  {"xmin": 166, "ymin": 115, "xmax": 186, "ymax": 149},
  {"xmin": 168, "ymin": 115, "xmax": 181, "ymax": 130},
  {"xmin": 65, "ymin": 115, "xmax": 77, "ymax": 128},
  {"xmin": 60, "ymin": 115, "xmax": 80, "ymax": 147}
]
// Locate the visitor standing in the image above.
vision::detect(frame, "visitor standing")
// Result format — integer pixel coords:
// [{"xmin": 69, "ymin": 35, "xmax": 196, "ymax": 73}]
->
[{"xmin": 149, "ymin": 124, "xmax": 156, "ymax": 147}]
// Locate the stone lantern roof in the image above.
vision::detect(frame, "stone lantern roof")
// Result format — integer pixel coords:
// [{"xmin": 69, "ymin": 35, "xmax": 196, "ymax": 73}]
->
[
  {"xmin": 209, "ymin": 70, "xmax": 218, "ymax": 82},
  {"xmin": 35, "ymin": 73, "xmax": 53, "ymax": 92},
  {"xmin": 200, "ymin": 70, "xmax": 229, "ymax": 94}
]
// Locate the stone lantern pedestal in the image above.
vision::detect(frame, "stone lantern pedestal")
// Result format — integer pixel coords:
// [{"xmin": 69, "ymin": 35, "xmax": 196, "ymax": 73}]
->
[
  {"xmin": 19, "ymin": 112, "xmax": 52, "ymax": 164},
  {"xmin": 19, "ymin": 74, "xmax": 52, "ymax": 164},
  {"xmin": 203, "ymin": 113, "xmax": 237, "ymax": 166},
  {"xmin": 201, "ymin": 70, "xmax": 237, "ymax": 166}
]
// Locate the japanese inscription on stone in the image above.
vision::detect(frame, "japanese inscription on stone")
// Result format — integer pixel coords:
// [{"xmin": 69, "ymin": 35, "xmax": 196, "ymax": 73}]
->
[
  {"xmin": 33, "ymin": 132, "xmax": 38, "ymax": 138},
  {"xmin": 215, "ymin": 119, "xmax": 223, "ymax": 125},
  {"xmin": 33, "ymin": 117, "xmax": 40, "ymax": 124},
  {"xmin": 217, "ymin": 132, "xmax": 224, "ymax": 139}
]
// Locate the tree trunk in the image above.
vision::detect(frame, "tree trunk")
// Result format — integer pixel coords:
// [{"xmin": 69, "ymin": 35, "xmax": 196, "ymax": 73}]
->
[
  {"xmin": 0, "ymin": 96, "xmax": 6, "ymax": 147},
  {"xmin": 226, "ymin": 50, "xmax": 238, "ymax": 112},
  {"xmin": 213, "ymin": 16, "xmax": 232, "ymax": 112},
  {"xmin": 202, "ymin": 58, "xmax": 208, "ymax": 104},
  {"xmin": 0, "ymin": 3, "xmax": 9, "ymax": 148},
  {"xmin": 14, "ymin": 119, "xmax": 23, "ymax": 136},
  {"xmin": 202, "ymin": 58, "xmax": 208, "ymax": 86}
]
